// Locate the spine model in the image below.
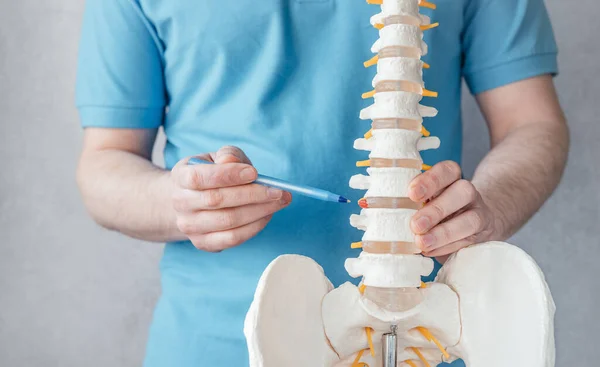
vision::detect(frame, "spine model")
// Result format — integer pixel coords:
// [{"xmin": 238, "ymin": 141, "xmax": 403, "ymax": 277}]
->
[
  {"xmin": 346, "ymin": 0, "xmax": 445, "ymax": 365},
  {"xmin": 243, "ymin": 2, "xmax": 557, "ymax": 365}
]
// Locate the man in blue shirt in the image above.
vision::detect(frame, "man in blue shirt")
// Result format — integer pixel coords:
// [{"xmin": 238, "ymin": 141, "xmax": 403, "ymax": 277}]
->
[{"xmin": 75, "ymin": 0, "xmax": 568, "ymax": 366}]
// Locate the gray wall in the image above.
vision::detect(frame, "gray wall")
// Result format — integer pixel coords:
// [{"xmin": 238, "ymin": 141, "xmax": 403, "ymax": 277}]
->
[{"xmin": 0, "ymin": 0, "xmax": 598, "ymax": 366}]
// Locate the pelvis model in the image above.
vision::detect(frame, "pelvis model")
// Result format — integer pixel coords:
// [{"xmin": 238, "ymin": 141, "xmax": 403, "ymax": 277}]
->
[{"xmin": 244, "ymin": 1, "xmax": 556, "ymax": 366}]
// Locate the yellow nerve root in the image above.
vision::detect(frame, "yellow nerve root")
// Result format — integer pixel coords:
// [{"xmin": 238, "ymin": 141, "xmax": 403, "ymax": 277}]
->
[
  {"xmin": 420, "ymin": 281, "xmax": 427, "ymax": 288},
  {"xmin": 362, "ymin": 90, "xmax": 376, "ymax": 99},
  {"xmin": 423, "ymin": 62, "xmax": 431, "ymax": 69},
  {"xmin": 419, "ymin": 0, "xmax": 437, "ymax": 10},
  {"xmin": 352, "ymin": 349, "xmax": 364, "ymax": 366},
  {"xmin": 359, "ymin": 284, "xmax": 367, "ymax": 294},
  {"xmin": 351, "ymin": 242, "xmax": 363, "ymax": 249},
  {"xmin": 357, "ymin": 160, "xmax": 371, "ymax": 167},
  {"xmin": 422, "ymin": 164, "xmax": 432, "ymax": 171},
  {"xmin": 417, "ymin": 327, "xmax": 450, "ymax": 359},
  {"xmin": 422, "ymin": 89, "xmax": 438, "ymax": 98},
  {"xmin": 366, "ymin": 0, "xmax": 383, "ymax": 4},
  {"xmin": 421, "ymin": 22, "xmax": 440, "ymax": 31},
  {"xmin": 351, "ymin": 349, "xmax": 370, "ymax": 367},
  {"xmin": 405, "ymin": 361, "xmax": 418, "ymax": 367},
  {"xmin": 374, "ymin": 23, "xmax": 384, "ymax": 30},
  {"xmin": 421, "ymin": 126, "xmax": 431, "ymax": 137},
  {"xmin": 364, "ymin": 129, "xmax": 373, "ymax": 139},
  {"xmin": 411, "ymin": 347, "xmax": 431, "ymax": 367},
  {"xmin": 364, "ymin": 55, "xmax": 379, "ymax": 68},
  {"xmin": 365, "ymin": 328, "xmax": 376, "ymax": 357}
]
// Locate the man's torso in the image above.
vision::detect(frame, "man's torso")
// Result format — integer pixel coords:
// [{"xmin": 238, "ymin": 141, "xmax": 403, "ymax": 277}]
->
[{"xmin": 141, "ymin": 1, "xmax": 465, "ymax": 365}]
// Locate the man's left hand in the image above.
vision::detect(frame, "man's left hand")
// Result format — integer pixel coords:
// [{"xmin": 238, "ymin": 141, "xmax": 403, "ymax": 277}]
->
[{"xmin": 408, "ymin": 161, "xmax": 497, "ymax": 262}]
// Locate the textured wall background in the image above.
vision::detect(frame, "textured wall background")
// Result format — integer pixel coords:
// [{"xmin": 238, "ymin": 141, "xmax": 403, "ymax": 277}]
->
[{"xmin": 1, "ymin": 0, "xmax": 598, "ymax": 366}]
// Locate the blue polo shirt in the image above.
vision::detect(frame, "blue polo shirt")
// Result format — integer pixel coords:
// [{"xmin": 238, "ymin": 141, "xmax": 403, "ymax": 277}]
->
[{"xmin": 76, "ymin": 0, "xmax": 558, "ymax": 366}]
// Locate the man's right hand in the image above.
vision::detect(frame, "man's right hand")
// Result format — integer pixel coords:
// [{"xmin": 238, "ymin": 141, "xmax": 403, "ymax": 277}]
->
[{"xmin": 171, "ymin": 146, "xmax": 292, "ymax": 252}]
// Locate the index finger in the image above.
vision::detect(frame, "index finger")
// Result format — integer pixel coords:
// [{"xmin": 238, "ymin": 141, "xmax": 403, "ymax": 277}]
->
[
  {"xmin": 176, "ymin": 162, "xmax": 257, "ymax": 190},
  {"xmin": 408, "ymin": 161, "xmax": 461, "ymax": 202}
]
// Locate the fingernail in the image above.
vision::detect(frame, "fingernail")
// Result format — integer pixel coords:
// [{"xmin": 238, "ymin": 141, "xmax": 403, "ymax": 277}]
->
[
  {"xmin": 240, "ymin": 167, "xmax": 256, "ymax": 181},
  {"xmin": 420, "ymin": 234, "xmax": 436, "ymax": 249},
  {"xmin": 267, "ymin": 188, "xmax": 283, "ymax": 200},
  {"xmin": 279, "ymin": 192, "xmax": 292, "ymax": 205},
  {"xmin": 414, "ymin": 216, "xmax": 431, "ymax": 232},
  {"xmin": 412, "ymin": 184, "xmax": 427, "ymax": 201}
]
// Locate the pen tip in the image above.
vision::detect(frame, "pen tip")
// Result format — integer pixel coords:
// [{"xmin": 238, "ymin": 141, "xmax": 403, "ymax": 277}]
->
[{"xmin": 339, "ymin": 196, "xmax": 350, "ymax": 203}]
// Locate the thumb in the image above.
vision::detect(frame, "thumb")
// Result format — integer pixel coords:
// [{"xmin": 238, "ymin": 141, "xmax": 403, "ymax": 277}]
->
[{"xmin": 213, "ymin": 146, "xmax": 253, "ymax": 165}]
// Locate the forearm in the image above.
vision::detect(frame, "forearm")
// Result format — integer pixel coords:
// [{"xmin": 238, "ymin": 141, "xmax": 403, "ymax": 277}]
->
[
  {"xmin": 471, "ymin": 121, "xmax": 569, "ymax": 240},
  {"xmin": 76, "ymin": 149, "xmax": 186, "ymax": 242}
]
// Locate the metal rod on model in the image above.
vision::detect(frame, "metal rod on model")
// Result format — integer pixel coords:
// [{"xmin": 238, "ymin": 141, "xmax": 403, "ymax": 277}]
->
[{"xmin": 382, "ymin": 325, "xmax": 398, "ymax": 367}]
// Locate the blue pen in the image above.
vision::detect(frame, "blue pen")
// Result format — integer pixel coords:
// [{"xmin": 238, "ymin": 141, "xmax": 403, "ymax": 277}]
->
[{"xmin": 187, "ymin": 157, "xmax": 350, "ymax": 203}]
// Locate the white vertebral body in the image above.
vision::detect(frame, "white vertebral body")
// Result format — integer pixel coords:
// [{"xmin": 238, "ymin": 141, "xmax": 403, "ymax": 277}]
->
[
  {"xmin": 372, "ymin": 57, "xmax": 424, "ymax": 87},
  {"xmin": 353, "ymin": 129, "xmax": 440, "ymax": 159},
  {"xmin": 371, "ymin": 24, "xmax": 428, "ymax": 55},
  {"xmin": 345, "ymin": 252, "xmax": 433, "ymax": 288},
  {"xmin": 350, "ymin": 208, "xmax": 416, "ymax": 242},
  {"xmin": 360, "ymin": 91, "xmax": 438, "ymax": 121},
  {"xmin": 350, "ymin": 167, "xmax": 421, "ymax": 197}
]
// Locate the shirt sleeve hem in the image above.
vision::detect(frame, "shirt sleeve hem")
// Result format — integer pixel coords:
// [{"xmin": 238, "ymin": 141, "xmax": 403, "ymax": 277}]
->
[
  {"xmin": 78, "ymin": 105, "xmax": 164, "ymax": 129},
  {"xmin": 464, "ymin": 53, "xmax": 558, "ymax": 95}
]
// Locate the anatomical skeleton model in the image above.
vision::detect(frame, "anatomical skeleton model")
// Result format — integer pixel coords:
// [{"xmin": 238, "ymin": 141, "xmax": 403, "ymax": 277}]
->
[{"xmin": 244, "ymin": 1, "xmax": 556, "ymax": 366}]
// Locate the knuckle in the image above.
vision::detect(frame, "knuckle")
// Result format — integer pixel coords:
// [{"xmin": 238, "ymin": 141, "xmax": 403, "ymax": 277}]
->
[
  {"xmin": 427, "ymin": 171, "xmax": 441, "ymax": 190},
  {"xmin": 212, "ymin": 168, "xmax": 237, "ymax": 186},
  {"xmin": 201, "ymin": 189, "xmax": 224, "ymax": 209},
  {"xmin": 443, "ymin": 161, "xmax": 461, "ymax": 177},
  {"xmin": 222, "ymin": 145, "xmax": 241, "ymax": 153},
  {"xmin": 187, "ymin": 168, "xmax": 205, "ymax": 189},
  {"xmin": 246, "ymin": 187, "xmax": 265, "ymax": 203},
  {"xmin": 217, "ymin": 210, "xmax": 237, "ymax": 228},
  {"xmin": 438, "ymin": 224, "xmax": 452, "ymax": 243},
  {"xmin": 428, "ymin": 201, "xmax": 445, "ymax": 220},
  {"xmin": 176, "ymin": 217, "xmax": 195, "ymax": 235},
  {"xmin": 219, "ymin": 145, "xmax": 246, "ymax": 163},
  {"xmin": 467, "ymin": 211, "xmax": 485, "ymax": 231},
  {"xmin": 171, "ymin": 191, "xmax": 188, "ymax": 212},
  {"xmin": 456, "ymin": 179, "xmax": 477, "ymax": 201}
]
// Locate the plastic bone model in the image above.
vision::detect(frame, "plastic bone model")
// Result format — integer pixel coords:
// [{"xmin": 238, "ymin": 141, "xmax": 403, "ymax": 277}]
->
[{"xmin": 244, "ymin": 1, "xmax": 556, "ymax": 366}]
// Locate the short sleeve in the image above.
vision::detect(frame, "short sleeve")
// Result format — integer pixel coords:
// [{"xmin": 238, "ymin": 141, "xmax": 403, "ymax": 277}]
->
[
  {"xmin": 461, "ymin": 0, "xmax": 559, "ymax": 95},
  {"xmin": 75, "ymin": 0, "xmax": 166, "ymax": 128}
]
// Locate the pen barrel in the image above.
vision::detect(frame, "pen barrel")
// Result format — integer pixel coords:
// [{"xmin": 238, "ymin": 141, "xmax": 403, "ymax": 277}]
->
[{"xmin": 256, "ymin": 175, "xmax": 330, "ymax": 201}]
